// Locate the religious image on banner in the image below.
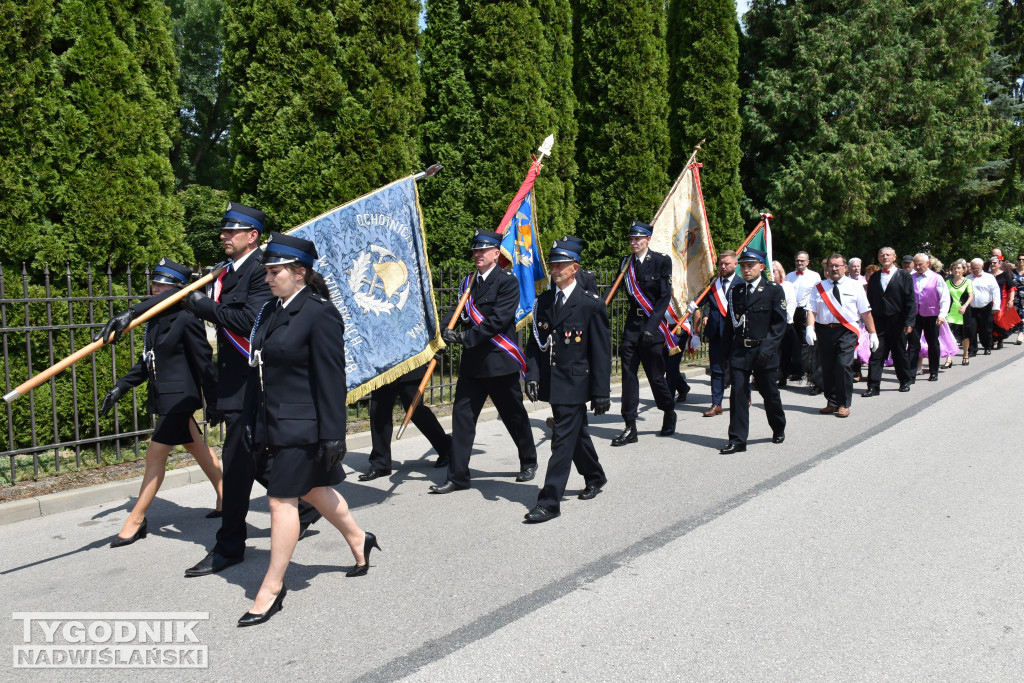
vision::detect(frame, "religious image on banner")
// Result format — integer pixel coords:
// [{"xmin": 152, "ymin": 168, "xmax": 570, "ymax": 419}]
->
[
  {"xmin": 499, "ymin": 190, "xmax": 548, "ymax": 329},
  {"xmin": 288, "ymin": 176, "xmax": 441, "ymax": 403},
  {"xmin": 649, "ymin": 162, "xmax": 717, "ymax": 321}
]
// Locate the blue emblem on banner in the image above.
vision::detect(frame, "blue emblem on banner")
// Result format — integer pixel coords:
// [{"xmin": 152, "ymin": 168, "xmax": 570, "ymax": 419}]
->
[{"xmin": 289, "ymin": 177, "xmax": 440, "ymax": 402}]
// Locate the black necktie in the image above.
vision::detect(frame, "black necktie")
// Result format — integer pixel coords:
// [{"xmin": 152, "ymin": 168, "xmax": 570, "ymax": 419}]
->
[
  {"xmin": 832, "ymin": 282, "xmax": 841, "ymax": 306},
  {"xmin": 555, "ymin": 291, "xmax": 564, "ymax": 317}
]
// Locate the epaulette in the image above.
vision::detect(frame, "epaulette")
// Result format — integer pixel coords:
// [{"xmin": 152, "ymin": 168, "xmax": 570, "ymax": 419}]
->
[{"xmin": 310, "ymin": 294, "xmax": 327, "ymax": 304}]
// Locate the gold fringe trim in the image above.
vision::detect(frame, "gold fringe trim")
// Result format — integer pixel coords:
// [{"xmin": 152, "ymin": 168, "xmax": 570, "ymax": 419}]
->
[{"xmin": 345, "ymin": 340, "xmax": 444, "ymax": 405}]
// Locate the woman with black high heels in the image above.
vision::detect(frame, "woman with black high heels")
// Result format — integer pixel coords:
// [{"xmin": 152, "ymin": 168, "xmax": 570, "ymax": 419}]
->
[
  {"xmin": 239, "ymin": 233, "xmax": 379, "ymax": 628},
  {"xmin": 98, "ymin": 259, "xmax": 223, "ymax": 547}
]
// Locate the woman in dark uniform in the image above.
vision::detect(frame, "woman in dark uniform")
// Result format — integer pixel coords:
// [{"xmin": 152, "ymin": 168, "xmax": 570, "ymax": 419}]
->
[
  {"xmin": 100, "ymin": 259, "xmax": 223, "ymax": 547},
  {"xmin": 239, "ymin": 233, "xmax": 379, "ymax": 627}
]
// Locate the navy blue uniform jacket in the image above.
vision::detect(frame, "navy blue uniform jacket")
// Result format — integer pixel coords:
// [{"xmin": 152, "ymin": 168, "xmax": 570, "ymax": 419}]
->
[
  {"xmin": 526, "ymin": 286, "xmax": 611, "ymax": 404},
  {"xmin": 246, "ymin": 288, "xmax": 348, "ymax": 447},
  {"xmin": 442, "ymin": 268, "xmax": 523, "ymax": 378}
]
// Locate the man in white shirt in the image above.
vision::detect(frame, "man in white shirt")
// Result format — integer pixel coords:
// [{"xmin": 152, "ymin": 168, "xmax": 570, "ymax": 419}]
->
[
  {"xmin": 968, "ymin": 258, "xmax": 1001, "ymax": 355},
  {"xmin": 908, "ymin": 253, "xmax": 951, "ymax": 380},
  {"xmin": 805, "ymin": 254, "xmax": 878, "ymax": 418},
  {"xmin": 784, "ymin": 251, "xmax": 822, "ymax": 384}
]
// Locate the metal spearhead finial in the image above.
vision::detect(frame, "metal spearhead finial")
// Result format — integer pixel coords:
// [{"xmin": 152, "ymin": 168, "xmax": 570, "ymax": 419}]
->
[{"xmin": 538, "ymin": 135, "xmax": 555, "ymax": 158}]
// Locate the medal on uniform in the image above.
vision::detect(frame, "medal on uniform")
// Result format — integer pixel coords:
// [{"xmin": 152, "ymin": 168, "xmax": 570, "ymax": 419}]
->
[
  {"xmin": 564, "ymin": 331, "xmax": 570, "ymax": 345},
  {"xmin": 575, "ymin": 328, "xmax": 582, "ymax": 343}
]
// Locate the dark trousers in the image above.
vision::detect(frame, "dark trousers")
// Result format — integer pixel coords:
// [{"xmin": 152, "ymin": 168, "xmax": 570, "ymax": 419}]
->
[
  {"xmin": 970, "ymin": 303, "xmax": 993, "ymax": 353},
  {"xmin": 817, "ymin": 325, "xmax": 858, "ymax": 408},
  {"xmin": 868, "ymin": 314, "xmax": 912, "ymax": 388},
  {"xmin": 620, "ymin": 340, "xmax": 674, "ymax": 421},
  {"xmin": 908, "ymin": 315, "xmax": 939, "ymax": 373},
  {"xmin": 707, "ymin": 338, "xmax": 730, "ymax": 407},
  {"xmin": 779, "ymin": 323, "xmax": 798, "ymax": 378},
  {"xmin": 213, "ymin": 411, "xmax": 320, "ymax": 559},
  {"xmin": 537, "ymin": 404, "xmax": 606, "ymax": 512},
  {"xmin": 663, "ymin": 343, "xmax": 690, "ymax": 399},
  {"xmin": 447, "ymin": 373, "xmax": 537, "ymax": 488},
  {"xmin": 368, "ymin": 380, "xmax": 451, "ymax": 471},
  {"xmin": 728, "ymin": 362, "xmax": 786, "ymax": 445},
  {"xmin": 791, "ymin": 307, "xmax": 808, "ymax": 375}
]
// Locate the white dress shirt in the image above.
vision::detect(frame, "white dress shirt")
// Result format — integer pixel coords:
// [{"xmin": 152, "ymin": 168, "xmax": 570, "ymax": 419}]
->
[
  {"xmin": 785, "ymin": 269, "xmax": 822, "ymax": 308},
  {"xmin": 968, "ymin": 272, "xmax": 1001, "ymax": 308},
  {"xmin": 810, "ymin": 276, "xmax": 871, "ymax": 324}
]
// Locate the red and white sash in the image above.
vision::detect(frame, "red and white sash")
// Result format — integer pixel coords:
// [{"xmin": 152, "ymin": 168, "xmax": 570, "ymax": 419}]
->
[
  {"xmin": 815, "ymin": 282, "xmax": 860, "ymax": 336},
  {"xmin": 461, "ymin": 275, "xmax": 527, "ymax": 377},
  {"xmin": 624, "ymin": 259, "xmax": 680, "ymax": 352},
  {"xmin": 709, "ymin": 277, "xmax": 729, "ymax": 317}
]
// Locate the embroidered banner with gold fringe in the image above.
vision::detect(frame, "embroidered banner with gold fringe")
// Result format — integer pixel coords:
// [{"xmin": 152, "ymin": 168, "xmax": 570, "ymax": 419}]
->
[{"xmin": 288, "ymin": 176, "xmax": 441, "ymax": 403}]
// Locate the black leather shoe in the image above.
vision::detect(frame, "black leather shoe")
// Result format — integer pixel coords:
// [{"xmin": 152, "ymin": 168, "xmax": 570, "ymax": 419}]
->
[
  {"xmin": 772, "ymin": 433, "xmax": 785, "ymax": 444},
  {"xmin": 184, "ymin": 550, "xmax": 243, "ymax": 577},
  {"xmin": 237, "ymin": 586, "xmax": 286, "ymax": 627},
  {"xmin": 676, "ymin": 387, "xmax": 689, "ymax": 403},
  {"xmin": 898, "ymin": 383, "xmax": 911, "ymax": 392},
  {"xmin": 611, "ymin": 422, "xmax": 638, "ymax": 447},
  {"xmin": 346, "ymin": 531, "xmax": 381, "ymax": 577},
  {"xmin": 110, "ymin": 518, "xmax": 147, "ymax": 548},
  {"xmin": 862, "ymin": 387, "xmax": 880, "ymax": 398},
  {"xmin": 545, "ymin": 416, "xmax": 555, "ymax": 429},
  {"xmin": 719, "ymin": 442, "xmax": 746, "ymax": 454},
  {"xmin": 808, "ymin": 386, "xmax": 822, "ymax": 396},
  {"xmin": 983, "ymin": 349, "xmax": 991, "ymax": 355},
  {"xmin": 928, "ymin": 373, "xmax": 938, "ymax": 382},
  {"xmin": 659, "ymin": 411, "xmax": 677, "ymax": 437},
  {"xmin": 433, "ymin": 454, "xmax": 450, "ymax": 469},
  {"xmin": 578, "ymin": 485, "xmax": 603, "ymax": 500},
  {"xmin": 428, "ymin": 480, "xmax": 468, "ymax": 494},
  {"xmin": 523, "ymin": 505, "xmax": 560, "ymax": 523},
  {"xmin": 515, "ymin": 465, "xmax": 537, "ymax": 482},
  {"xmin": 358, "ymin": 469, "xmax": 392, "ymax": 482},
  {"xmin": 205, "ymin": 509, "xmax": 223, "ymax": 519}
]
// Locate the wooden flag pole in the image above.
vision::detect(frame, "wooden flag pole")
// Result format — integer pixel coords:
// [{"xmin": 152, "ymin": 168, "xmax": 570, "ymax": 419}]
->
[
  {"xmin": 397, "ymin": 136, "xmax": 554, "ymax": 440},
  {"xmin": 396, "ymin": 277, "xmax": 474, "ymax": 440},
  {"xmin": 3, "ymin": 264, "xmax": 228, "ymax": 404}
]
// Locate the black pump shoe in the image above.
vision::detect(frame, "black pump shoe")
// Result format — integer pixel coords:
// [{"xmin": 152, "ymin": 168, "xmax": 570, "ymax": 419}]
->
[
  {"xmin": 346, "ymin": 532, "xmax": 382, "ymax": 577},
  {"xmin": 237, "ymin": 586, "xmax": 286, "ymax": 627},
  {"xmin": 110, "ymin": 518, "xmax": 148, "ymax": 548}
]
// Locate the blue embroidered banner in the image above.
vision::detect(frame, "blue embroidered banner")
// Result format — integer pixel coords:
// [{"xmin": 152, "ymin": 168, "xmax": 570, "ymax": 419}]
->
[{"xmin": 288, "ymin": 176, "xmax": 441, "ymax": 402}]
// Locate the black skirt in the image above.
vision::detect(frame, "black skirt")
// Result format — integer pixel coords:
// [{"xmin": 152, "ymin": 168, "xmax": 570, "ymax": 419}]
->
[
  {"xmin": 260, "ymin": 443, "xmax": 345, "ymax": 498},
  {"xmin": 151, "ymin": 413, "xmax": 195, "ymax": 446}
]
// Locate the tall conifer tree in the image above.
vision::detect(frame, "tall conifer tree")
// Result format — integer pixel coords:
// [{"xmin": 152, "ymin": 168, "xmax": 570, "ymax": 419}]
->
[
  {"xmin": 420, "ymin": 0, "xmax": 576, "ymax": 269},
  {"xmin": 572, "ymin": 0, "xmax": 671, "ymax": 265},
  {"xmin": 742, "ymin": 0, "xmax": 998, "ymax": 258},
  {"xmin": 225, "ymin": 0, "xmax": 422, "ymax": 231},
  {"xmin": 667, "ymin": 0, "xmax": 744, "ymax": 247}
]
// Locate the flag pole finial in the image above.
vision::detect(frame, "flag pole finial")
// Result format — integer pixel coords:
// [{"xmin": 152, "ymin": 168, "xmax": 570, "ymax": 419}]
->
[{"xmin": 538, "ymin": 134, "xmax": 555, "ymax": 159}]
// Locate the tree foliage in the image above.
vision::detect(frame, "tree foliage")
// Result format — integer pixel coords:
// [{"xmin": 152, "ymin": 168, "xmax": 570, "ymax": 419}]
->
[
  {"xmin": 741, "ymin": 0, "xmax": 1000, "ymax": 263},
  {"xmin": 667, "ymin": 0, "xmax": 745, "ymax": 248},
  {"xmin": 420, "ymin": 0, "xmax": 576, "ymax": 270},
  {"xmin": 572, "ymin": 0, "xmax": 671, "ymax": 268},
  {"xmin": 225, "ymin": 0, "xmax": 422, "ymax": 232}
]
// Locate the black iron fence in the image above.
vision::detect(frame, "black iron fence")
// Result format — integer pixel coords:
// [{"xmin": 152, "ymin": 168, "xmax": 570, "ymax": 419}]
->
[{"xmin": 1, "ymin": 263, "xmax": 706, "ymax": 485}]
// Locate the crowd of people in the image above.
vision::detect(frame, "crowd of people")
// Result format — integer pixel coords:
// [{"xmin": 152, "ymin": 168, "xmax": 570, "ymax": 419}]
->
[{"xmin": 92, "ymin": 199, "xmax": 1022, "ymax": 627}]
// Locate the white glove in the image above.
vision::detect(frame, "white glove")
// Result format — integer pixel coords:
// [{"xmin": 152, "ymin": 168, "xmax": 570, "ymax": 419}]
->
[
  {"xmin": 805, "ymin": 327, "xmax": 817, "ymax": 346},
  {"xmin": 686, "ymin": 301, "xmax": 698, "ymax": 315},
  {"xmin": 689, "ymin": 334, "xmax": 701, "ymax": 351},
  {"xmin": 869, "ymin": 332, "xmax": 879, "ymax": 352}
]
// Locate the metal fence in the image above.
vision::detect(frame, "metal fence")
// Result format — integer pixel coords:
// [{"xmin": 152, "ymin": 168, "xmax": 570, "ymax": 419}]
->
[{"xmin": 1, "ymin": 263, "xmax": 706, "ymax": 484}]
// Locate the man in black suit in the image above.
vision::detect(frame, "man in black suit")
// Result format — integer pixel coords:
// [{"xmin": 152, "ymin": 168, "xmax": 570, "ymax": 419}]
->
[
  {"xmin": 863, "ymin": 246, "xmax": 916, "ymax": 396},
  {"xmin": 361, "ymin": 364, "xmax": 452, "ymax": 480},
  {"xmin": 523, "ymin": 240, "xmax": 611, "ymax": 523},
  {"xmin": 181, "ymin": 204, "xmax": 321, "ymax": 576},
  {"xmin": 611, "ymin": 221, "xmax": 676, "ymax": 446},
  {"xmin": 429, "ymin": 229, "xmax": 538, "ymax": 494},
  {"xmin": 700, "ymin": 250, "xmax": 739, "ymax": 417},
  {"xmin": 719, "ymin": 249, "xmax": 787, "ymax": 454}
]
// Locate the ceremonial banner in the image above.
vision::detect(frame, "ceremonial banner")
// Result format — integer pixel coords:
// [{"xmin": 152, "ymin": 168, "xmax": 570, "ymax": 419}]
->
[
  {"xmin": 288, "ymin": 176, "xmax": 441, "ymax": 403},
  {"xmin": 649, "ymin": 162, "xmax": 717, "ymax": 319},
  {"xmin": 745, "ymin": 213, "xmax": 774, "ymax": 274},
  {"xmin": 499, "ymin": 190, "xmax": 548, "ymax": 329}
]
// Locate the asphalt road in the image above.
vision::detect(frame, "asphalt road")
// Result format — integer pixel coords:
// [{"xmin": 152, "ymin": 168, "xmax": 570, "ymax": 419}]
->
[{"xmin": 2, "ymin": 350, "xmax": 1022, "ymax": 681}]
